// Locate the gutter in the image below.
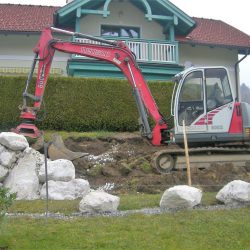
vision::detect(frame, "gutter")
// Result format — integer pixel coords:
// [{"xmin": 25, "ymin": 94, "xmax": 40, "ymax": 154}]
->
[{"xmin": 234, "ymin": 49, "xmax": 249, "ymax": 102}]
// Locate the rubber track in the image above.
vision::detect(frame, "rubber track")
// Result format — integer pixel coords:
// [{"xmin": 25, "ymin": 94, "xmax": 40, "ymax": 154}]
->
[{"xmin": 155, "ymin": 145, "xmax": 250, "ymax": 156}]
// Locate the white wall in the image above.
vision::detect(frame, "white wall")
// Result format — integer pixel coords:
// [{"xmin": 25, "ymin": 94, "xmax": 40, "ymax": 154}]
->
[
  {"xmin": 79, "ymin": 0, "xmax": 165, "ymax": 40},
  {"xmin": 179, "ymin": 43, "xmax": 239, "ymax": 96},
  {"xmin": 0, "ymin": 34, "xmax": 69, "ymax": 75}
]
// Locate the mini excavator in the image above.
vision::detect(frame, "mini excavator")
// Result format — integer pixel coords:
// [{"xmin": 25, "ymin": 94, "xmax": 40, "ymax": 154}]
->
[{"xmin": 13, "ymin": 27, "xmax": 250, "ymax": 172}]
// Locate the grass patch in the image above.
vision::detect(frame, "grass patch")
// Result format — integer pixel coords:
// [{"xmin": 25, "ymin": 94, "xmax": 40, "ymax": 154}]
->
[
  {"xmin": 201, "ymin": 191, "xmax": 218, "ymax": 205},
  {"xmin": 43, "ymin": 130, "xmax": 116, "ymax": 141},
  {"xmin": 8, "ymin": 200, "xmax": 80, "ymax": 215},
  {"xmin": 8, "ymin": 192, "xmax": 218, "ymax": 214},
  {"xmin": 119, "ymin": 193, "xmax": 162, "ymax": 210},
  {"xmin": 0, "ymin": 208, "xmax": 250, "ymax": 249}
]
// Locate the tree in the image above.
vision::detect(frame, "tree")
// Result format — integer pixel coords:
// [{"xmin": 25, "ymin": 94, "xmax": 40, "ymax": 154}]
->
[{"xmin": 240, "ymin": 83, "xmax": 250, "ymax": 104}]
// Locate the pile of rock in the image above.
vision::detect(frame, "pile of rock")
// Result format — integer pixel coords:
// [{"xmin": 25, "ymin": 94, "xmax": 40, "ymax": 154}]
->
[
  {"xmin": 159, "ymin": 180, "xmax": 250, "ymax": 209},
  {"xmin": 1, "ymin": 132, "xmax": 249, "ymax": 213},
  {"xmin": 0, "ymin": 132, "xmax": 119, "ymax": 213}
]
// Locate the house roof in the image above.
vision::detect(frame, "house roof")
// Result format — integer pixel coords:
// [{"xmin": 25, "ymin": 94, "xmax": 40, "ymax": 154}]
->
[
  {"xmin": 55, "ymin": 0, "xmax": 196, "ymax": 36},
  {"xmin": 0, "ymin": 3, "xmax": 249, "ymax": 54},
  {"xmin": 0, "ymin": 4, "xmax": 59, "ymax": 32},
  {"xmin": 177, "ymin": 17, "xmax": 250, "ymax": 53}
]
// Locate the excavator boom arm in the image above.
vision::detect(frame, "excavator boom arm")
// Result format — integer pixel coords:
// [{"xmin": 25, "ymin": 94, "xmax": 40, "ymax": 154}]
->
[{"xmin": 15, "ymin": 27, "xmax": 168, "ymax": 145}]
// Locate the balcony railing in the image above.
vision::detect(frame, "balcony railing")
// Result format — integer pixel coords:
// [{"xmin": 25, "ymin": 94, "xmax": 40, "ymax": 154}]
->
[{"xmin": 73, "ymin": 37, "xmax": 178, "ymax": 64}]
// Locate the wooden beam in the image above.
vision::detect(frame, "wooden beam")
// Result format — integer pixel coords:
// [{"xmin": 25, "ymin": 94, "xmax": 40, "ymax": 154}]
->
[
  {"xmin": 75, "ymin": 17, "xmax": 80, "ymax": 32},
  {"xmin": 169, "ymin": 25, "xmax": 175, "ymax": 42},
  {"xmin": 81, "ymin": 9, "xmax": 110, "ymax": 16},
  {"xmin": 76, "ymin": 7, "xmax": 81, "ymax": 18},
  {"xmin": 103, "ymin": 0, "xmax": 112, "ymax": 15},
  {"xmin": 139, "ymin": 0, "xmax": 152, "ymax": 20},
  {"xmin": 145, "ymin": 14, "xmax": 174, "ymax": 21},
  {"xmin": 173, "ymin": 15, "xmax": 178, "ymax": 25}
]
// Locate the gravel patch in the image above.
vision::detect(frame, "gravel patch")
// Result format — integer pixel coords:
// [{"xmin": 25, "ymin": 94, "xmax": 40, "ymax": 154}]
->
[{"xmin": 6, "ymin": 203, "xmax": 249, "ymax": 220}]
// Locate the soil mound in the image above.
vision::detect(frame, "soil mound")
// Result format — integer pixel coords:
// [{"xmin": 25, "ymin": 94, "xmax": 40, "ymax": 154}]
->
[{"xmin": 64, "ymin": 133, "xmax": 250, "ymax": 193}]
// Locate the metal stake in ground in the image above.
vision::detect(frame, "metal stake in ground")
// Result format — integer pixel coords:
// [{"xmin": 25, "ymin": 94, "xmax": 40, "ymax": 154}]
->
[
  {"xmin": 43, "ymin": 142, "xmax": 50, "ymax": 220},
  {"xmin": 182, "ymin": 120, "xmax": 192, "ymax": 186}
]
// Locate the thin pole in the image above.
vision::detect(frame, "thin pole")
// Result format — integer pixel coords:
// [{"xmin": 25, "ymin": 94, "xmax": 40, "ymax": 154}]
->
[
  {"xmin": 182, "ymin": 120, "xmax": 192, "ymax": 186},
  {"xmin": 44, "ymin": 142, "xmax": 49, "ymax": 220}
]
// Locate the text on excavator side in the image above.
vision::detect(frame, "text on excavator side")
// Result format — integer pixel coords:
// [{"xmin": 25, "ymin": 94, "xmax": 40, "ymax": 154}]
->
[{"xmin": 81, "ymin": 48, "xmax": 111, "ymax": 58}]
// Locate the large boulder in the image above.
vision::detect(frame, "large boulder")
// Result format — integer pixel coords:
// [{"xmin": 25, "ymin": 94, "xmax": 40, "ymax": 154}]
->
[
  {"xmin": 0, "ymin": 145, "xmax": 5, "ymax": 153},
  {"xmin": 3, "ymin": 151, "xmax": 39, "ymax": 200},
  {"xmin": 79, "ymin": 190, "xmax": 120, "ymax": 213},
  {"xmin": 216, "ymin": 180, "xmax": 250, "ymax": 205},
  {"xmin": 0, "ymin": 165, "xmax": 8, "ymax": 182},
  {"xmin": 39, "ymin": 159, "xmax": 75, "ymax": 183},
  {"xmin": 24, "ymin": 147, "xmax": 45, "ymax": 168},
  {"xmin": 160, "ymin": 185, "xmax": 202, "ymax": 209},
  {"xmin": 40, "ymin": 179, "xmax": 90, "ymax": 200},
  {"xmin": 0, "ymin": 150, "xmax": 17, "ymax": 168},
  {"xmin": 0, "ymin": 132, "xmax": 29, "ymax": 151}
]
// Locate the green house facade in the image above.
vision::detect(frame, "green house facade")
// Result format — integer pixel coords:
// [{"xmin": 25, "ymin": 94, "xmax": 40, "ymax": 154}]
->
[{"xmin": 54, "ymin": 0, "xmax": 196, "ymax": 80}]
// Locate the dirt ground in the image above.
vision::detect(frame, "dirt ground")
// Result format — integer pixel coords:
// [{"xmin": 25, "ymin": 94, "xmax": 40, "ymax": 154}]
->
[{"xmin": 64, "ymin": 133, "xmax": 250, "ymax": 194}]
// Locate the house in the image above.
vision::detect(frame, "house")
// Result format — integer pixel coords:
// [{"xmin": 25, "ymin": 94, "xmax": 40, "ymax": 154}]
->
[{"xmin": 0, "ymin": 0, "xmax": 250, "ymax": 92}]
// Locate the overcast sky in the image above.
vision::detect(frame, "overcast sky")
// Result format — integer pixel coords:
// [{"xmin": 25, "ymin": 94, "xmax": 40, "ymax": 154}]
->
[{"xmin": 0, "ymin": 0, "xmax": 250, "ymax": 86}]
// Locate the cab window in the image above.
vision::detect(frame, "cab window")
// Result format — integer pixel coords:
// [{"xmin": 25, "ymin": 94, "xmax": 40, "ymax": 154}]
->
[
  {"xmin": 178, "ymin": 71, "xmax": 204, "ymax": 126},
  {"xmin": 205, "ymin": 68, "xmax": 233, "ymax": 112}
]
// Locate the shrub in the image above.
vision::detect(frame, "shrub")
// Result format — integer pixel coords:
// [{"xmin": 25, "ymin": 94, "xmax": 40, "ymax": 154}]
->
[
  {"xmin": 0, "ymin": 187, "xmax": 16, "ymax": 221},
  {"xmin": 0, "ymin": 76, "xmax": 174, "ymax": 132}
]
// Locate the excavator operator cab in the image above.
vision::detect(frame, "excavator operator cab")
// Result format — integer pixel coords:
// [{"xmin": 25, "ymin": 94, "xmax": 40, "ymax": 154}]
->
[{"xmin": 172, "ymin": 67, "xmax": 235, "ymax": 144}]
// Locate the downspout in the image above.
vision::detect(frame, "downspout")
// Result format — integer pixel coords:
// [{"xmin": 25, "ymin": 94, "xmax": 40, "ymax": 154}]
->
[{"xmin": 234, "ymin": 49, "xmax": 249, "ymax": 102}]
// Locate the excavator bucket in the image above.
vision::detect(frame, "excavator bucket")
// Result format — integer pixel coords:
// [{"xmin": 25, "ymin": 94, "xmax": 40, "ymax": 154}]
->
[{"xmin": 48, "ymin": 134, "xmax": 89, "ymax": 161}]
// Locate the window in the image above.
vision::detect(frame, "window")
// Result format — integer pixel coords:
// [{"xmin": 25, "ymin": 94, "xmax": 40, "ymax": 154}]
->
[
  {"xmin": 205, "ymin": 68, "xmax": 233, "ymax": 111},
  {"xmin": 178, "ymin": 71, "xmax": 204, "ymax": 125},
  {"xmin": 179, "ymin": 71, "xmax": 203, "ymax": 102},
  {"xmin": 101, "ymin": 25, "xmax": 140, "ymax": 38}
]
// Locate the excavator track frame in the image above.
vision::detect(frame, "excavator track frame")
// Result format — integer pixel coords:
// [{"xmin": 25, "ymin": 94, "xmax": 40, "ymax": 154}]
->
[{"xmin": 152, "ymin": 145, "xmax": 250, "ymax": 173}]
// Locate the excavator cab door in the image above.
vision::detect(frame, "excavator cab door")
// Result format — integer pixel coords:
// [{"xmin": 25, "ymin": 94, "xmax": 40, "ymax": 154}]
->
[
  {"xmin": 173, "ymin": 67, "xmax": 234, "ymax": 144},
  {"xmin": 175, "ymin": 69, "xmax": 206, "ymax": 132}
]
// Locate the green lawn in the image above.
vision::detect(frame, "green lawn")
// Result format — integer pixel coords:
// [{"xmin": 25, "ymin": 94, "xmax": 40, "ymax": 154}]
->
[
  {"xmin": 0, "ymin": 208, "xmax": 249, "ymax": 250},
  {"xmin": 1, "ymin": 193, "xmax": 249, "ymax": 249},
  {"xmin": 7, "ymin": 192, "xmax": 218, "ymax": 214}
]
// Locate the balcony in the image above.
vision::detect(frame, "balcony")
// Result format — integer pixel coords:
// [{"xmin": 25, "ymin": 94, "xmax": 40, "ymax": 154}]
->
[
  {"xmin": 68, "ymin": 37, "xmax": 182, "ymax": 80},
  {"xmin": 73, "ymin": 37, "xmax": 179, "ymax": 64}
]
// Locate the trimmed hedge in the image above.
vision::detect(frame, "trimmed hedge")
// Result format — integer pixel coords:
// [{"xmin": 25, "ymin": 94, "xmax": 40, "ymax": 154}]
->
[{"xmin": 0, "ymin": 76, "xmax": 174, "ymax": 132}]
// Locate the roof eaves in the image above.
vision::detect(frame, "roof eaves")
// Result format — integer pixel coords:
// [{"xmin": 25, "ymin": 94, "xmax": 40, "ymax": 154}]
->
[
  {"xmin": 178, "ymin": 40, "xmax": 250, "ymax": 54},
  {"xmin": 158, "ymin": 0, "xmax": 196, "ymax": 31},
  {"xmin": 56, "ymin": 0, "xmax": 89, "ymax": 17},
  {"xmin": 0, "ymin": 30, "xmax": 41, "ymax": 35}
]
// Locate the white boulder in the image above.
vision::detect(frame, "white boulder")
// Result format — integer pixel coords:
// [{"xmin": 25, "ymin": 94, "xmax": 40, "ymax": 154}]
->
[
  {"xmin": 24, "ymin": 147, "xmax": 45, "ymax": 167},
  {"xmin": 0, "ymin": 150, "xmax": 17, "ymax": 168},
  {"xmin": 40, "ymin": 179, "xmax": 90, "ymax": 200},
  {"xmin": 160, "ymin": 185, "xmax": 202, "ymax": 209},
  {"xmin": 0, "ymin": 165, "xmax": 8, "ymax": 182},
  {"xmin": 79, "ymin": 190, "xmax": 120, "ymax": 213},
  {"xmin": 216, "ymin": 180, "xmax": 250, "ymax": 205},
  {"xmin": 0, "ymin": 145, "xmax": 5, "ymax": 153},
  {"xmin": 0, "ymin": 132, "xmax": 29, "ymax": 151},
  {"xmin": 3, "ymin": 151, "xmax": 39, "ymax": 200},
  {"xmin": 39, "ymin": 159, "xmax": 75, "ymax": 182}
]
